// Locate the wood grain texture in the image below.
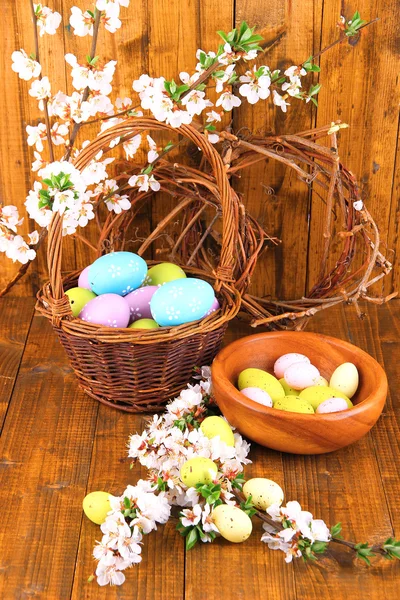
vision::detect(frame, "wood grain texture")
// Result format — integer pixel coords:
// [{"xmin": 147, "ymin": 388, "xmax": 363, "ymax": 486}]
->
[{"xmin": 0, "ymin": 297, "xmax": 35, "ymax": 429}]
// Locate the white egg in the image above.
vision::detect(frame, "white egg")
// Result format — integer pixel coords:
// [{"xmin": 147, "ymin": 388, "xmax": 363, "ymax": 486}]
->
[
  {"xmin": 284, "ymin": 363, "xmax": 320, "ymax": 390},
  {"xmin": 316, "ymin": 397, "xmax": 349, "ymax": 414},
  {"xmin": 273, "ymin": 353, "xmax": 310, "ymax": 379},
  {"xmin": 240, "ymin": 387, "xmax": 273, "ymax": 407},
  {"xmin": 329, "ymin": 362, "xmax": 359, "ymax": 399}
]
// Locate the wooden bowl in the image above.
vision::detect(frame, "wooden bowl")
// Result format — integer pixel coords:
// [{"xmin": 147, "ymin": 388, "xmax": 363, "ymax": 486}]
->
[{"xmin": 211, "ymin": 331, "xmax": 387, "ymax": 454}]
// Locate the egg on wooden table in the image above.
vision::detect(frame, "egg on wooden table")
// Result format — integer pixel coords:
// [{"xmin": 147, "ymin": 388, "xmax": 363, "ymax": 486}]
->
[
  {"xmin": 144, "ymin": 262, "xmax": 186, "ymax": 286},
  {"xmin": 240, "ymin": 387, "xmax": 273, "ymax": 407},
  {"xmin": 243, "ymin": 478, "xmax": 284, "ymax": 510},
  {"xmin": 89, "ymin": 251, "xmax": 147, "ymax": 296},
  {"xmin": 65, "ymin": 287, "xmax": 96, "ymax": 317},
  {"xmin": 274, "ymin": 395, "xmax": 315, "ymax": 414},
  {"xmin": 150, "ymin": 278, "xmax": 215, "ymax": 326},
  {"xmin": 273, "ymin": 353, "xmax": 310, "ymax": 379},
  {"xmin": 82, "ymin": 491, "xmax": 114, "ymax": 525},
  {"xmin": 125, "ymin": 286, "xmax": 158, "ymax": 324},
  {"xmin": 316, "ymin": 397, "xmax": 349, "ymax": 414},
  {"xmin": 284, "ymin": 363, "xmax": 320, "ymax": 390},
  {"xmin": 78, "ymin": 265, "xmax": 92, "ymax": 290},
  {"xmin": 79, "ymin": 293, "xmax": 130, "ymax": 328},
  {"xmin": 200, "ymin": 416, "xmax": 235, "ymax": 446},
  {"xmin": 212, "ymin": 504, "xmax": 252, "ymax": 543},
  {"xmin": 329, "ymin": 362, "xmax": 359, "ymax": 399},
  {"xmin": 238, "ymin": 368, "xmax": 285, "ymax": 403},
  {"xmin": 180, "ymin": 457, "xmax": 218, "ymax": 488},
  {"xmin": 299, "ymin": 386, "xmax": 353, "ymax": 410}
]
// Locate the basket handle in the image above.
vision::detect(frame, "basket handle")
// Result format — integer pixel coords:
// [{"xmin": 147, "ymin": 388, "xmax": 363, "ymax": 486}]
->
[{"xmin": 47, "ymin": 118, "xmax": 236, "ymax": 304}]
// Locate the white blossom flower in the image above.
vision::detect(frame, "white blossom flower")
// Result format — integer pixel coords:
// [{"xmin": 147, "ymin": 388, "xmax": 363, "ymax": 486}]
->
[
  {"xmin": 40, "ymin": 161, "xmax": 87, "ymax": 195},
  {"xmin": 272, "ymin": 90, "xmax": 290, "ymax": 113},
  {"xmin": 206, "ymin": 110, "xmax": 222, "ymax": 123},
  {"xmin": 105, "ymin": 194, "xmax": 131, "ymax": 214},
  {"xmin": 96, "ymin": 0, "xmax": 129, "ymax": 9},
  {"xmin": 96, "ymin": 557, "xmax": 128, "ymax": 587},
  {"xmin": 28, "ymin": 230, "xmax": 39, "ymax": 245},
  {"xmin": 26, "ymin": 123, "xmax": 47, "ymax": 152},
  {"xmin": 284, "ymin": 65, "xmax": 307, "ymax": 82},
  {"xmin": 88, "ymin": 94, "xmax": 114, "ymax": 117},
  {"xmin": 88, "ymin": 61, "xmax": 117, "ymax": 95},
  {"xmin": 128, "ymin": 173, "xmax": 160, "ymax": 193},
  {"xmin": 32, "ymin": 151, "xmax": 46, "ymax": 173},
  {"xmin": 102, "ymin": 2, "xmax": 122, "ymax": 33},
  {"xmin": 6, "ymin": 235, "xmax": 36, "ymax": 264},
  {"xmin": 69, "ymin": 7, "xmax": 94, "ymax": 37},
  {"xmin": 214, "ymin": 64, "xmax": 236, "ymax": 93},
  {"xmin": 51, "ymin": 122, "xmax": 69, "ymax": 145},
  {"xmin": 239, "ymin": 66, "xmax": 271, "ymax": 104},
  {"xmin": 146, "ymin": 135, "xmax": 159, "ymax": 163},
  {"xmin": 0, "ymin": 205, "xmax": 22, "ymax": 232},
  {"xmin": 353, "ymin": 200, "xmax": 364, "ymax": 211},
  {"xmin": 115, "ymin": 96, "xmax": 133, "ymax": 111},
  {"xmin": 216, "ymin": 90, "xmax": 241, "ymax": 112},
  {"xmin": 310, "ymin": 519, "xmax": 331, "ymax": 543},
  {"xmin": 64, "ymin": 54, "xmax": 90, "ymax": 90},
  {"xmin": 179, "ymin": 71, "xmax": 200, "ymax": 86},
  {"xmin": 52, "ymin": 190, "xmax": 76, "ymax": 215},
  {"xmin": 34, "ymin": 4, "xmax": 62, "ymax": 36},
  {"xmin": 123, "ymin": 134, "xmax": 142, "ymax": 159},
  {"xmin": 25, "ymin": 182, "xmax": 53, "ymax": 227},
  {"xmin": 181, "ymin": 504, "xmax": 202, "ymax": 527},
  {"xmin": 11, "ymin": 49, "xmax": 41, "ymax": 81},
  {"xmin": 74, "ymin": 201, "xmax": 95, "ymax": 227},
  {"xmin": 218, "ymin": 43, "xmax": 241, "ymax": 66},
  {"xmin": 202, "ymin": 504, "xmax": 219, "ymax": 534},
  {"xmin": 181, "ymin": 89, "xmax": 213, "ymax": 116},
  {"xmin": 29, "ymin": 76, "xmax": 51, "ymax": 110}
]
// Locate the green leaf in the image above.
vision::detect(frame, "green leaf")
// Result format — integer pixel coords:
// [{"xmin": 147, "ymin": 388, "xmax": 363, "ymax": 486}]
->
[
  {"xmin": 355, "ymin": 542, "xmax": 376, "ymax": 566},
  {"xmin": 142, "ymin": 165, "xmax": 153, "ymax": 175},
  {"xmin": 186, "ymin": 527, "xmax": 199, "ymax": 550},
  {"xmin": 204, "ymin": 123, "xmax": 216, "ymax": 132},
  {"xmin": 217, "ymin": 31, "xmax": 229, "ymax": 43},
  {"xmin": 311, "ymin": 541, "xmax": 328, "ymax": 554},
  {"xmin": 330, "ymin": 522, "xmax": 342, "ymax": 538},
  {"xmin": 123, "ymin": 496, "xmax": 131, "ymax": 508},
  {"xmin": 29, "ymin": 52, "xmax": 36, "ymax": 60},
  {"xmin": 87, "ymin": 9, "xmax": 95, "ymax": 18},
  {"xmin": 382, "ymin": 538, "xmax": 400, "ymax": 560}
]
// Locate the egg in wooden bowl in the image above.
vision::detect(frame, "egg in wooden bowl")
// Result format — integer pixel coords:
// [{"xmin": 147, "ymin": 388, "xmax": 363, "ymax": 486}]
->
[{"xmin": 211, "ymin": 331, "xmax": 388, "ymax": 454}]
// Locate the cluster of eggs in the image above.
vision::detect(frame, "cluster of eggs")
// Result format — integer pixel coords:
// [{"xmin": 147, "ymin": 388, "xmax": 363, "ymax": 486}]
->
[
  {"xmin": 65, "ymin": 251, "xmax": 220, "ymax": 329},
  {"xmin": 238, "ymin": 353, "xmax": 359, "ymax": 415}
]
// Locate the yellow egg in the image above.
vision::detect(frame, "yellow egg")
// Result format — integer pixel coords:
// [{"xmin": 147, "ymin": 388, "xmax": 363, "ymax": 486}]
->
[
  {"xmin": 65, "ymin": 287, "xmax": 96, "ymax": 317},
  {"xmin": 238, "ymin": 368, "xmax": 285, "ymax": 402},
  {"xmin": 200, "ymin": 416, "xmax": 235, "ymax": 446},
  {"xmin": 274, "ymin": 395, "xmax": 315, "ymax": 414},
  {"xmin": 329, "ymin": 363, "xmax": 359, "ymax": 399},
  {"xmin": 180, "ymin": 457, "xmax": 218, "ymax": 488},
  {"xmin": 82, "ymin": 491, "xmax": 113, "ymax": 525},
  {"xmin": 279, "ymin": 378, "xmax": 299, "ymax": 395},
  {"xmin": 212, "ymin": 504, "xmax": 253, "ymax": 543},
  {"xmin": 128, "ymin": 318, "xmax": 160, "ymax": 329},
  {"xmin": 144, "ymin": 263, "xmax": 186, "ymax": 286},
  {"xmin": 243, "ymin": 478, "xmax": 284, "ymax": 510},
  {"xmin": 299, "ymin": 386, "xmax": 353, "ymax": 410},
  {"xmin": 315, "ymin": 376, "xmax": 329, "ymax": 387}
]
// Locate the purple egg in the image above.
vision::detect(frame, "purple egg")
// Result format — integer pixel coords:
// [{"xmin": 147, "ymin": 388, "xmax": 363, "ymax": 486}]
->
[
  {"xmin": 205, "ymin": 297, "xmax": 220, "ymax": 316},
  {"xmin": 79, "ymin": 293, "xmax": 130, "ymax": 328},
  {"xmin": 124, "ymin": 286, "xmax": 158, "ymax": 325},
  {"xmin": 78, "ymin": 265, "xmax": 92, "ymax": 290}
]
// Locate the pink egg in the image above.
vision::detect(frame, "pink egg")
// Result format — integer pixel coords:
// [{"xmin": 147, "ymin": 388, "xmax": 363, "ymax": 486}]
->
[
  {"xmin": 284, "ymin": 363, "xmax": 320, "ymax": 390},
  {"xmin": 274, "ymin": 353, "xmax": 310, "ymax": 379},
  {"xmin": 316, "ymin": 398, "xmax": 349, "ymax": 414},
  {"xmin": 124, "ymin": 286, "xmax": 158, "ymax": 324},
  {"xmin": 240, "ymin": 387, "xmax": 273, "ymax": 407},
  {"xmin": 79, "ymin": 293, "xmax": 130, "ymax": 328},
  {"xmin": 78, "ymin": 265, "xmax": 92, "ymax": 290},
  {"xmin": 205, "ymin": 297, "xmax": 220, "ymax": 316}
]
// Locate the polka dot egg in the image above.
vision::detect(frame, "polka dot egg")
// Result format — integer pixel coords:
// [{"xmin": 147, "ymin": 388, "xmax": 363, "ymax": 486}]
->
[
  {"xmin": 124, "ymin": 286, "xmax": 158, "ymax": 324},
  {"xmin": 150, "ymin": 278, "xmax": 215, "ymax": 326},
  {"xmin": 79, "ymin": 293, "xmax": 130, "ymax": 328},
  {"xmin": 89, "ymin": 252, "xmax": 147, "ymax": 296}
]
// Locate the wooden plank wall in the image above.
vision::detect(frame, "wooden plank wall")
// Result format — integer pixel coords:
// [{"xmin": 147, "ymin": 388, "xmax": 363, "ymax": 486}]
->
[{"xmin": 1, "ymin": 0, "xmax": 399, "ymax": 299}]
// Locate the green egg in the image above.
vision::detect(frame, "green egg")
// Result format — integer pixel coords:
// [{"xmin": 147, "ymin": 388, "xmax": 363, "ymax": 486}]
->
[
  {"xmin": 279, "ymin": 378, "xmax": 299, "ymax": 396},
  {"xmin": 238, "ymin": 368, "xmax": 285, "ymax": 403},
  {"xmin": 129, "ymin": 318, "xmax": 160, "ymax": 329},
  {"xmin": 180, "ymin": 457, "xmax": 218, "ymax": 488},
  {"xmin": 299, "ymin": 386, "xmax": 352, "ymax": 410},
  {"xmin": 65, "ymin": 287, "xmax": 96, "ymax": 317},
  {"xmin": 200, "ymin": 416, "xmax": 235, "ymax": 446},
  {"xmin": 144, "ymin": 263, "xmax": 186, "ymax": 286},
  {"xmin": 274, "ymin": 395, "xmax": 315, "ymax": 414}
]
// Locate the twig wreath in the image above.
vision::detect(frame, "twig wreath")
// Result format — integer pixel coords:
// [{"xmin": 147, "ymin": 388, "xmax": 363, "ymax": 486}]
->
[{"xmin": 87, "ymin": 368, "xmax": 400, "ymax": 587}]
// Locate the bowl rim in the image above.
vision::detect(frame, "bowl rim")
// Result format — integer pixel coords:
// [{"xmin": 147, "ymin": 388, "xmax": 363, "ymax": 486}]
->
[{"xmin": 212, "ymin": 330, "xmax": 388, "ymax": 422}]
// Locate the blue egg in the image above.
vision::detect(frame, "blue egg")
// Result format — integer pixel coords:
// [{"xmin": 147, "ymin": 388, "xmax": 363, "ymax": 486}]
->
[
  {"xmin": 150, "ymin": 278, "xmax": 215, "ymax": 326},
  {"xmin": 89, "ymin": 252, "xmax": 148, "ymax": 296}
]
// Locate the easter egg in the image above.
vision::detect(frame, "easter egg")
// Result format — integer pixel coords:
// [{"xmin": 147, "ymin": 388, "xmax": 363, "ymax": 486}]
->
[
  {"xmin": 274, "ymin": 395, "xmax": 315, "ymax": 414},
  {"xmin": 125, "ymin": 286, "xmax": 158, "ymax": 323},
  {"xmin": 243, "ymin": 478, "xmax": 284, "ymax": 510},
  {"xmin": 279, "ymin": 378, "xmax": 299, "ymax": 396},
  {"xmin": 65, "ymin": 287, "xmax": 96, "ymax": 317},
  {"xmin": 180, "ymin": 457, "xmax": 218, "ymax": 488},
  {"xmin": 274, "ymin": 353, "xmax": 310, "ymax": 379},
  {"xmin": 238, "ymin": 368, "xmax": 285, "ymax": 403},
  {"xmin": 82, "ymin": 491, "xmax": 113, "ymax": 525},
  {"xmin": 316, "ymin": 397, "xmax": 349, "ymax": 414},
  {"xmin": 240, "ymin": 387, "xmax": 273, "ymax": 407},
  {"xmin": 150, "ymin": 278, "xmax": 214, "ymax": 326},
  {"xmin": 78, "ymin": 265, "xmax": 92, "ymax": 290},
  {"xmin": 79, "ymin": 293, "xmax": 130, "ymax": 328},
  {"xmin": 212, "ymin": 504, "xmax": 252, "ymax": 543},
  {"xmin": 299, "ymin": 386, "xmax": 352, "ymax": 410},
  {"xmin": 200, "ymin": 416, "xmax": 235, "ymax": 446},
  {"xmin": 144, "ymin": 262, "xmax": 186, "ymax": 286},
  {"xmin": 329, "ymin": 363, "xmax": 359, "ymax": 399},
  {"xmin": 129, "ymin": 318, "xmax": 160, "ymax": 329},
  {"xmin": 205, "ymin": 297, "xmax": 220, "ymax": 316},
  {"xmin": 315, "ymin": 376, "xmax": 329, "ymax": 387},
  {"xmin": 284, "ymin": 363, "xmax": 320, "ymax": 390},
  {"xmin": 89, "ymin": 252, "xmax": 147, "ymax": 296}
]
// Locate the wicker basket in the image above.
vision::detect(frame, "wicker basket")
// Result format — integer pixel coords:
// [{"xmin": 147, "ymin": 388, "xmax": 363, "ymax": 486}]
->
[{"xmin": 36, "ymin": 118, "xmax": 264, "ymax": 412}]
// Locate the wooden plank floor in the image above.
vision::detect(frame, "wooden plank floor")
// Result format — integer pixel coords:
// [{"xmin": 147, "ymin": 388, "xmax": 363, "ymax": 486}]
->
[{"xmin": 0, "ymin": 299, "xmax": 399, "ymax": 599}]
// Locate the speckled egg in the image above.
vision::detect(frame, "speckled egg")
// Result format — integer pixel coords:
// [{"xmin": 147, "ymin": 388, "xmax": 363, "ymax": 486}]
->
[
  {"xmin": 240, "ymin": 387, "xmax": 273, "ymax": 407},
  {"xmin": 128, "ymin": 318, "xmax": 160, "ymax": 329},
  {"xmin": 65, "ymin": 287, "xmax": 96, "ymax": 317},
  {"xmin": 144, "ymin": 262, "xmax": 186, "ymax": 286},
  {"xmin": 284, "ymin": 363, "xmax": 320, "ymax": 390},
  {"xmin": 238, "ymin": 368, "xmax": 285, "ymax": 403},
  {"xmin": 180, "ymin": 457, "xmax": 218, "ymax": 488},
  {"xmin": 212, "ymin": 504, "xmax": 252, "ymax": 543},
  {"xmin": 150, "ymin": 278, "xmax": 214, "ymax": 326},
  {"xmin": 78, "ymin": 265, "xmax": 92, "ymax": 290},
  {"xmin": 315, "ymin": 376, "xmax": 329, "ymax": 387},
  {"xmin": 124, "ymin": 286, "xmax": 158, "ymax": 324},
  {"xmin": 329, "ymin": 362, "xmax": 359, "ymax": 399},
  {"xmin": 299, "ymin": 386, "xmax": 352, "ymax": 410},
  {"xmin": 279, "ymin": 378, "xmax": 299, "ymax": 396},
  {"xmin": 79, "ymin": 293, "xmax": 130, "ymax": 328},
  {"xmin": 89, "ymin": 252, "xmax": 147, "ymax": 296},
  {"xmin": 82, "ymin": 491, "xmax": 113, "ymax": 525},
  {"xmin": 316, "ymin": 397, "xmax": 349, "ymax": 414},
  {"xmin": 273, "ymin": 353, "xmax": 310, "ymax": 379},
  {"xmin": 274, "ymin": 395, "xmax": 315, "ymax": 414},
  {"xmin": 243, "ymin": 478, "xmax": 284, "ymax": 510},
  {"xmin": 200, "ymin": 416, "xmax": 235, "ymax": 446}
]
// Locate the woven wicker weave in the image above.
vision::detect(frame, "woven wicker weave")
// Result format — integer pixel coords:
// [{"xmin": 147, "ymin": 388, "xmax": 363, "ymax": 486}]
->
[{"xmin": 36, "ymin": 118, "xmax": 265, "ymax": 412}]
